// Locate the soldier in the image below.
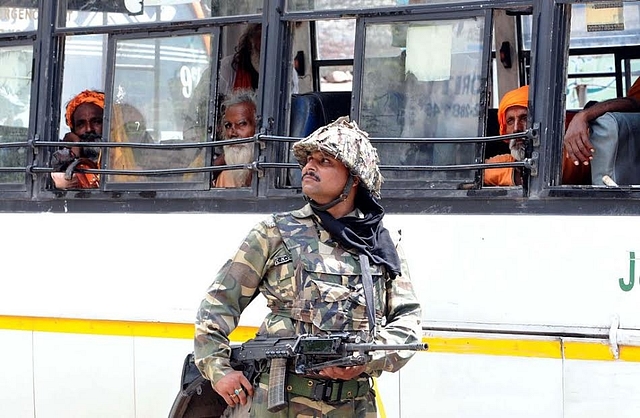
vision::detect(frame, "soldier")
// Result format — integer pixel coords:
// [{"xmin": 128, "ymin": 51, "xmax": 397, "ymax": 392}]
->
[{"xmin": 194, "ymin": 116, "xmax": 422, "ymax": 417}]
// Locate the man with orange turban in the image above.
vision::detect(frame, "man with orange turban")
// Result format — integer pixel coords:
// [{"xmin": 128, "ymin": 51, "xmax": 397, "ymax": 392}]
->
[
  {"xmin": 483, "ymin": 85, "xmax": 529, "ymax": 186},
  {"xmin": 483, "ymin": 85, "xmax": 590, "ymax": 186},
  {"xmin": 50, "ymin": 90, "xmax": 104, "ymax": 189}
]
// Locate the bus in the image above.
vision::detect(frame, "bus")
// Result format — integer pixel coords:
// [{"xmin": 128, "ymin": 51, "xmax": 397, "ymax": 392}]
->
[{"xmin": 1, "ymin": 0, "xmax": 640, "ymax": 416}]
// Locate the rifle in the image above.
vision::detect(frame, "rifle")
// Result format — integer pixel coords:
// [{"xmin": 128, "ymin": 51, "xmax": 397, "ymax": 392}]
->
[{"xmin": 231, "ymin": 333, "xmax": 428, "ymax": 412}]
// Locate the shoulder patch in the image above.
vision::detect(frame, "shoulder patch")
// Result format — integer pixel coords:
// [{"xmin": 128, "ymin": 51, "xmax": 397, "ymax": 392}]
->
[
  {"xmin": 263, "ymin": 215, "xmax": 277, "ymax": 228},
  {"xmin": 274, "ymin": 254, "xmax": 292, "ymax": 266}
]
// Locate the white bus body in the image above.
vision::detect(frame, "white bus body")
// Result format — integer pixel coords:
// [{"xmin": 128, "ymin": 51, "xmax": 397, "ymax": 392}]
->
[{"xmin": 2, "ymin": 212, "xmax": 639, "ymax": 417}]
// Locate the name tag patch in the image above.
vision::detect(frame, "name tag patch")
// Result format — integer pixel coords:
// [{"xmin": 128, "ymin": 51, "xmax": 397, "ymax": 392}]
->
[{"xmin": 274, "ymin": 254, "xmax": 292, "ymax": 266}]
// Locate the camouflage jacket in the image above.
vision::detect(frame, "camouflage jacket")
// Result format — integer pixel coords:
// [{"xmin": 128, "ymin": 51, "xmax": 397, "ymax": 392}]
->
[{"xmin": 195, "ymin": 204, "xmax": 422, "ymax": 385}]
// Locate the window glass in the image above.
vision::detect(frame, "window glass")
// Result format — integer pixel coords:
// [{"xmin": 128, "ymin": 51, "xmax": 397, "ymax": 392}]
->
[
  {"xmin": 561, "ymin": 1, "xmax": 640, "ymax": 187},
  {"xmin": 564, "ymin": 2, "xmax": 640, "ymax": 108},
  {"xmin": 62, "ymin": 0, "xmax": 262, "ymax": 27},
  {"xmin": 288, "ymin": 0, "xmax": 484, "ymax": 12},
  {"xmin": 59, "ymin": 34, "xmax": 107, "ymax": 136},
  {"xmin": 106, "ymin": 33, "xmax": 212, "ymax": 187},
  {"xmin": 316, "ymin": 19, "xmax": 355, "ymax": 92},
  {"xmin": 0, "ymin": 0, "xmax": 37, "ymax": 32},
  {"xmin": 569, "ymin": 2, "xmax": 640, "ymax": 48},
  {"xmin": 316, "ymin": 20, "xmax": 354, "ymax": 60},
  {"xmin": 0, "ymin": 44, "xmax": 32, "ymax": 185},
  {"xmin": 359, "ymin": 18, "xmax": 484, "ymax": 187},
  {"xmin": 566, "ymin": 54, "xmax": 616, "ymax": 109},
  {"xmin": 210, "ymin": 23, "xmax": 262, "ymax": 189},
  {"xmin": 320, "ymin": 66, "xmax": 353, "ymax": 92}
]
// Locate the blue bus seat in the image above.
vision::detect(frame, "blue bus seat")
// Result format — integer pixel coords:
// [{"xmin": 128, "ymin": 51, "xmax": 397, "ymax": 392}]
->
[
  {"xmin": 290, "ymin": 91, "xmax": 352, "ymax": 137},
  {"xmin": 288, "ymin": 92, "xmax": 352, "ymax": 186}
]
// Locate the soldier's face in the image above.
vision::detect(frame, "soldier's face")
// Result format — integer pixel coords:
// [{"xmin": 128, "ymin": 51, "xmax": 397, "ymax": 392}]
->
[{"xmin": 301, "ymin": 150, "xmax": 351, "ymax": 204}]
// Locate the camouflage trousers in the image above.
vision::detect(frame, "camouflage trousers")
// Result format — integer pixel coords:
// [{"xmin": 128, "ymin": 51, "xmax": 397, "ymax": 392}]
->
[{"xmin": 238, "ymin": 380, "xmax": 377, "ymax": 418}]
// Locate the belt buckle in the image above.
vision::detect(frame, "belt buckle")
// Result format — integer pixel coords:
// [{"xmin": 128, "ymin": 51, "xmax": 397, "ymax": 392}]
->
[
  {"xmin": 310, "ymin": 381, "xmax": 327, "ymax": 401},
  {"xmin": 324, "ymin": 380, "xmax": 341, "ymax": 402}
]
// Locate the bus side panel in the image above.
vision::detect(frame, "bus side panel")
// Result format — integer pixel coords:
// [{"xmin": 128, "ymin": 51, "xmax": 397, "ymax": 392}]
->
[
  {"xmin": 134, "ymin": 336, "xmax": 193, "ymax": 418},
  {"xmin": 564, "ymin": 358, "xmax": 640, "ymax": 417},
  {"xmin": 375, "ymin": 368, "xmax": 401, "ymax": 417},
  {"xmin": 33, "ymin": 333, "xmax": 136, "ymax": 418},
  {"xmin": 0, "ymin": 330, "xmax": 34, "ymax": 416},
  {"xmin": 385, "ymin": 214, "xmax": 640, "ymax": 330},
  {"xmin": 399, "ymin": 352, "xmax": 563, "ymax": 418}
]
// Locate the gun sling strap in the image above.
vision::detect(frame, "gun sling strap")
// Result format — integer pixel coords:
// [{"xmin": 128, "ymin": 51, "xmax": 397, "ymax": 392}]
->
[
  {"xmin": 259, "ymin": 373, "xmax": 370, "ymax": 402},
  {"xmin": 359, "ymin": 253, "xmax": 377, "ymax": 337}
]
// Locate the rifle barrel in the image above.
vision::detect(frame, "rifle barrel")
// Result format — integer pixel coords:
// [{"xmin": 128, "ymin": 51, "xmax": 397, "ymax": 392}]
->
[{"xmin": 344, "ymin": 342, "xmax": 428, "ymax": 352}]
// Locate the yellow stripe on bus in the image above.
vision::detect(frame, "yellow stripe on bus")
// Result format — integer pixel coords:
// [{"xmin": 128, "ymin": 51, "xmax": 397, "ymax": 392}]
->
[
  {"xmin": 0, "ymin": 315, "xmax": 255, "ymax": 342},
  {"xmin": 426, "ymin": 336, "xmax": 561, "ymax": 359},
  {"xmin": 1, "ymin": 315, "xmax": 639, "ymax": 362}
]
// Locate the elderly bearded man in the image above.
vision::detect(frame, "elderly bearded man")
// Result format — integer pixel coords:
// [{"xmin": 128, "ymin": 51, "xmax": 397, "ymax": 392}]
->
[{"xmin": 213, "ymin": 89, "xmax": 257, "ymax": 188}]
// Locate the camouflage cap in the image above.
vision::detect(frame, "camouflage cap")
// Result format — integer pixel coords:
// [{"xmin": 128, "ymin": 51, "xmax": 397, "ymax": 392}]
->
[{"xmin": 292, "ymin": 116, "xmax": 383, "ymax": 198}]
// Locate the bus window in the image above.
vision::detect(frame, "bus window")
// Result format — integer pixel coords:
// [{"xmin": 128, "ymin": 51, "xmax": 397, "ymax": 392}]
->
[
  {"xmin": 359, "ymin": 17, "xmax": 485, "ymax": 188},
  {"xmin": 104, "ymin": 33, "xmax": 213, "ymax": 189},
  {"xmin": 561, "ymin": 1, "xmax": 640, "ymax": 187},
  {"xmin": 59, "ymin": 34, "xmax": 107, "ymax": 134},
  {"xmin": 288, "ymin": 0, "xmax": 487, "ymax": 12},
  {"xmin": 565, "ymin": 3, "xmax": 640, "ymax": 109},
  {"xmin": 61, "ymin": 0, "xmax": 263, "ymax": 27},
  {"xmin": 0, "ymin": 1, "xmax": 38, "ymax": 32},
  {"xmin": 315, "ymin": 20, "xmax": 354, "ymax": 92},
  {"xmin": 0, "ymin": 44, "xmax": 32, "ymax": 186}
]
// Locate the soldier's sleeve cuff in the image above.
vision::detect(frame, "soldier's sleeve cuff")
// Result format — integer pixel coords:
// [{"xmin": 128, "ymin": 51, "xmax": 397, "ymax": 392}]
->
[{"xmin": 205, "ymin": 359, "xmax": 235, "ymax": 385}]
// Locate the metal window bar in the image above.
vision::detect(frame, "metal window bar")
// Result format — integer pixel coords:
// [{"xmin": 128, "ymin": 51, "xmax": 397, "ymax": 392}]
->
[{"xmin": 0, "ymin": 130, "xmax": 535, "ymax": 177}]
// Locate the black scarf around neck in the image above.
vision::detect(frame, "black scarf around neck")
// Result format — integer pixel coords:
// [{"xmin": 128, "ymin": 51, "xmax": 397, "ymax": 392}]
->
[{"xmin": 311, "ymin": 187, "xmax": 402, "ymax": 279}]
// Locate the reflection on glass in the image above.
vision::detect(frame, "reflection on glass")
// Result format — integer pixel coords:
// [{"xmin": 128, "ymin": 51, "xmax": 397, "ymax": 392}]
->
[
  {"xmin": 569, "ymin": 2, "xmax": 640, "ymax": 48},
  {"xmin": 566, "ymin": 54, "xmax": 617, "ymax": 109},
  {"xmin": 0, "ymin": 1, "xmax": 38, "ymax": 33},
  {"xmin": 288, "ymin": 0, "xmax": 483, "ymax": 12},
  {"xmin": 0, "ymin": 45, "xmax": 32, "ymax": 184},
  {"xmin": 316, "ymin": 20, "xmax": 355, "ymax": 60},
  {"xmin": 59, "ymin": 35, "xmax": 107, "ymax": 136},
  {"xmin": 320, "ymin": 66, "xmax": 353, "ymax": 92},
  {"xmin": 106, "ymin": 34, "xmax": 212, "ymax": 186},
  {"xmin": 62, "ymin": 0, "xmax": 263, "ymax": 27},
  {"xmin": 359, "ymin": 19, "xmax": 484, "ymax": 185}
]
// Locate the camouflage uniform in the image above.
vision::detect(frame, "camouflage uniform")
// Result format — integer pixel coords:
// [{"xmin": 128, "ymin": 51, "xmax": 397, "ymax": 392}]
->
[
  {"xmin": 195, "ymin": 116, "xmax": 421, "ymax": 417},
  {"xmin": 195, "ymin": 204, "xmax": 421, "ymax": 417}
]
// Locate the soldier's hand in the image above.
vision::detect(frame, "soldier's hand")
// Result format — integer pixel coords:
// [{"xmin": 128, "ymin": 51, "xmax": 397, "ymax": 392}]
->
[
  {"xmin": 318, "ymin": 365, "xmax": 366, "ymax": 381},
  {"xmin": 214, "ymin": 371, "xmax": 253, "ymax": 407}
]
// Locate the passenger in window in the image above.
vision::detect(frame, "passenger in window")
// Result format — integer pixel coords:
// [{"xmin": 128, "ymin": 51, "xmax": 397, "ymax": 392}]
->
[
  {"xmin": 109, "ymin": 103, "xmax": 154, "ymax": 180},
  {"xmin": 483, "ymin": 85, "xmax": 529, "ymax": 186},
  {"xmin": 483, "ymin": 85, "xmax": 586, "ymax": 186},
  {"xmin": 213, "ymin": 89, "xmax": 256, "ymax": 188},
  {"xmin": 563, "ymin": 77, "xmax": 640, "ymax": 186},
  {"xmin": 183, "ymin": 24, "xmax": 262, "ymax": 173},
  {"xmin": 219, "ymin": 23, "xmax": 261, "ymax": 95},
  {"xmin": 50, "ymin": 90, "xmax": 104, "ymax": 189},
  {"xmin": 195, "ymin": 117, "xmax": 422, "ymax": 417},
  {"xmin": 219, "ymin": 23, "xmax": 299, "ymax": 96}
]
